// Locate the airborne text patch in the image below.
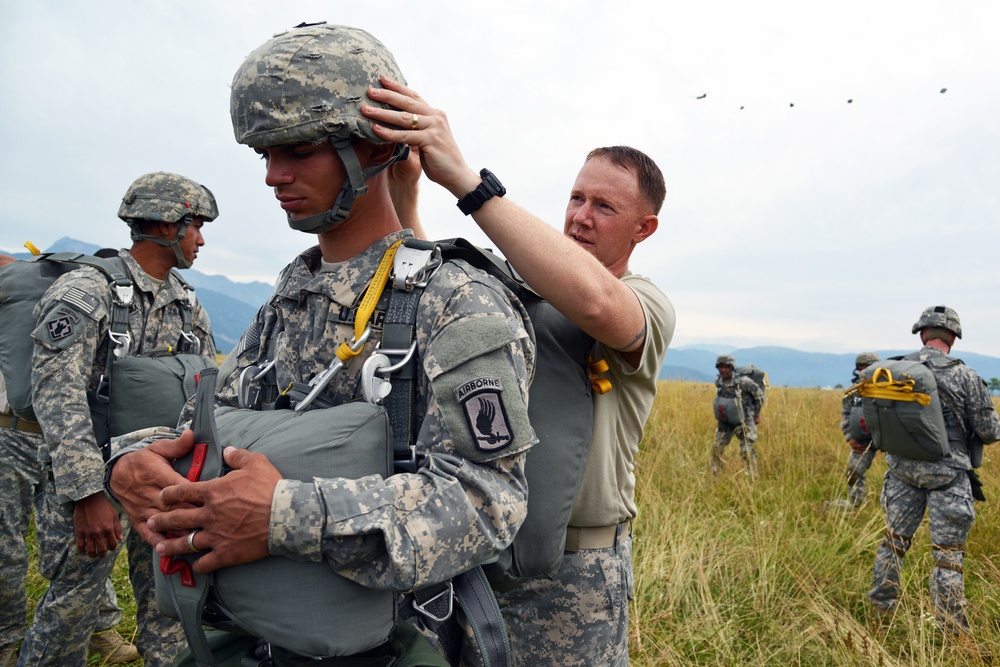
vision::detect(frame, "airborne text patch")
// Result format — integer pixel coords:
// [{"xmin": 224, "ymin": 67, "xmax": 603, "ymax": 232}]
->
[{"xmin": 455, "ymin": 377, "xmax": 513, "ymax": 452}]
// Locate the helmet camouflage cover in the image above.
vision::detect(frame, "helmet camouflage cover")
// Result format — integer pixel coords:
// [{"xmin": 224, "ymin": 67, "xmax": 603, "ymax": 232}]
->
[
  {"xmin": 716, "ymin": 354, "xmax": 735, "ymax": 368},
  {"xmin": 231, "ymin": 22, "xmax": 406, "ymax": 149},
  {"xmin": 911, "ymin": 305, "xmax": 962, "ymax": 339},
  {"xmin": 118, "ymin": 172, "xmax": 219, "ymax": 225},
  {"xmin": 854, "ymin": 351, "xmax": 880, "ymax": 368}
]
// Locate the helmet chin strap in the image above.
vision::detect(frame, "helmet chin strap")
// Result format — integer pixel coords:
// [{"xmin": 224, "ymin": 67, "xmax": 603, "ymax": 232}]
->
[
  {"xmin": 286, "ymin": 131, "xmax": 409, "ymax": 235},
  {"xmin": 129, "ymin": 218, "xmax": 194, "ymax": 269}
]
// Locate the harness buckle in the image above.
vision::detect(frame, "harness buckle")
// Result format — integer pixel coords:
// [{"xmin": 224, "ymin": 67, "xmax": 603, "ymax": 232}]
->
[
  {"xmin": 412, "ymin": 580, "xmax": 454, "ymax": 623},
  {"xmin": 109, "ymin": 330, "xmax": 132, "ymax": 360},
  {"xmin": 361, "ymin": 342, "xmax": 418, "ymax": 406},
  {"xmin": 180, "ymin": 330, "xmax": 201, "ymax": 355},
  {"xmin": 295, "ymin": 327, "xmax": 371, "ymax": 412},
  {"xmin": 392, "ymin": 245, "xmax": 442, "ymax": 290}
]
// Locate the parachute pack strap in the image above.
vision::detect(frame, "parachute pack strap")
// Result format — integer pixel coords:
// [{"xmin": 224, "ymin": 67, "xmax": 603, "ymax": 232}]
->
[
  {"xmin": 587, "ymin": 356, "xmax": 612, "ymax": 395},
  {"xmin": 169, "ymin": 268, "xmax": 200, "ymax": 354},
  {"xmin": 858, "ymin": 369, "xmax": 932, "ymax": 406},
  {"xmin": 159, "ymin": 367, "xmax": 222, "ymax": 667},
  {"xmin": 337, "ymin": 240, "xmax": 404, "ymax": 363},
  {"xmin": 383, "ymin": 277, "xmax": 422, "ymax": 470},
  {"xmin": 453, "ymin": 566, "xmax": 511, "ymax": 667}
]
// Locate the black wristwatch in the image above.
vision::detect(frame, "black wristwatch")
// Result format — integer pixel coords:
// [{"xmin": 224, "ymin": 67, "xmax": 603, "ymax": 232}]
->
[{"xmin": 457, "ymin": 169, "xmax": 506, "ymax": 215}]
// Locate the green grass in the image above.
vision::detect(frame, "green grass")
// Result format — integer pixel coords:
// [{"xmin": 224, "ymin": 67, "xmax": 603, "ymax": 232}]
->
[{"xmin": 22, "ymin": 381, "xmax": 1000, "ymax": 665}]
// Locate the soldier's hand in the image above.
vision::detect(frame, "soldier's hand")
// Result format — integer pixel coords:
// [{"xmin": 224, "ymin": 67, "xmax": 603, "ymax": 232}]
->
[
  {"xmin": 149, "ymin": 446, "xmax": 281, "ymax": 574},
  {"xmin": 849, "ymin": 439, "xmax": 867, "ymax": 454},
  {"xmin": 109, "ymin": 431, "xmax": 194, "ymax": 547},
  {"xmin": 754, "ymin": 416, "xmax": 761, "ymax": 425},
  {"xmin": 73, "ymin": 492, "xmax": 123, "ymax": 558}
]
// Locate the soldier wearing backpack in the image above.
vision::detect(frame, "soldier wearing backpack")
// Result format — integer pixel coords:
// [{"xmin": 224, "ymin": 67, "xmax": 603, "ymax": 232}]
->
[
  {"xmin": 106, "ymin": 23, "xmax": 536, "ymax": 667},
  {"xmin": 17, "ymin": 173, "xmax": 218, "ymax": 667},
  {"xmin": 710, "ymin": 354, "xmax": 765, "ymax": 477},
  {"xmin": 832, "ymin": 352, "xmax": 880, "ymax": 509},
  {"xmin": 868, "ymin": 306, "xmax": 1000, "ymax": 636}
]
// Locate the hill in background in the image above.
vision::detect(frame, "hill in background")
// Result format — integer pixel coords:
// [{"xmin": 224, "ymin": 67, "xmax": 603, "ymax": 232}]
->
[{"xmin": 7, "ymin": 238, "xmax": 1000, "ymax": 383}]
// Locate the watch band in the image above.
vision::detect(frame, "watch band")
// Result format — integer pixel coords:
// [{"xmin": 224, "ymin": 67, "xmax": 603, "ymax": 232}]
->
[{"xmin": 457, "ymin": 169, "xmax": 506, "ymax": 216}]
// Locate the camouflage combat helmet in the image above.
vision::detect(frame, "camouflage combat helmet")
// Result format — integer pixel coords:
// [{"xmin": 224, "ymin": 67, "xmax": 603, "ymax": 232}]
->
[
  {"xmin": 230, "ymin": 22, "xmax": 409, "ymax": 234},
  {"xmin": 911, "ymin": 305, "xmax": 962, "ymax": 339},
  {"xmin": 854, "ymin": 351, "xmax": 879, "ymax": 369},
  {"xmin": 118, "ymin": 172, "xmax": 218, "ymax": 269},
  {"xmin": 716, "ymin": 354, "xmax": 735, "ymax": 369}
]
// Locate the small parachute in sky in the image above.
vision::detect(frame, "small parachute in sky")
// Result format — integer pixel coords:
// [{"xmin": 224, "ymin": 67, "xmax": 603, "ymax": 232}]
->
[
  {"xmin": 940, "ymin": 87, "xmax": 947, "ymax": 93},
  {"xmin": 696, "ymin": 93, "xmax": 707, "ymax": 99},
  {"xmin": 847, "ymin": 99, "xmax": 853, "ymax": 103},
  {"xmin": 789, "ymin": 102, "xmax": 795, "ymax": 107}
]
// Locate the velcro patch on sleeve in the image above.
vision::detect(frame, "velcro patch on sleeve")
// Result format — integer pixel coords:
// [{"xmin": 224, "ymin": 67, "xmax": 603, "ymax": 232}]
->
[
  {"xmin": 60, "ymin": 287, "xmax": 100, "ymax": 316},
  {"xmin": 455, "ymin": 377, "xmax": 513, "ymax": 452}
]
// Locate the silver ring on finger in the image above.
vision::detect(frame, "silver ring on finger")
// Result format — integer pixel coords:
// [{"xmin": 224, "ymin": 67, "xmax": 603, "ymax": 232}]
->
[{"xmin": 186, "ymin": 529, "xmax": 200, "ymax": 553}]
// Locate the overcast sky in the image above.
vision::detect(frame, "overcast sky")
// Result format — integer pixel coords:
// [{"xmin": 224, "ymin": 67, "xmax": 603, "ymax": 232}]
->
[{"xmin": 2, "ymin": 1, "xmax": 997, "ymax": 356}]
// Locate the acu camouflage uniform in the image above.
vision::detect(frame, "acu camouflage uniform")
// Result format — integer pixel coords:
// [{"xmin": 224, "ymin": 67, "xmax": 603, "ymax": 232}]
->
[
  {"xmin": 840, "ymin": 371, "xmax": 877, "ymax": 507},
  {"xmin": 711, "ymin": 372, "xmax": 765, "ymax": 475},
  {"xmin": 154, "ymin": 231, "xmax": 535, "ymax": 662},
  {"xmin": 22, "ymin": 249, "xmax": 215, "ymax": 667},
  {"xmin": 868, "ymin": 346, "xmax": 1000, "ymax": 634},
  {"xmin": 0, "ymin": 375, "xmax": 123, "ymax": 660}
]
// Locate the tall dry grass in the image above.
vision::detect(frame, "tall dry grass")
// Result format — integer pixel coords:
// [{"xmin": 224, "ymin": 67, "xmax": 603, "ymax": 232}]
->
[
  {"xmin": 630, "ymin": 381, "xmax": 1000, "ymax": 666},
  {"xmin": 23, "ymin": 381, "xmax": 1000, "ymax": 665}
]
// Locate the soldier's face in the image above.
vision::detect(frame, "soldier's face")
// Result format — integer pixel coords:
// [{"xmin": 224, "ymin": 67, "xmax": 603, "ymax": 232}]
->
[
  {"xmin": 564, "ymin": 156, "xmax": 653, "ymax": 275},
  {"xmin": 177, "ymin": 218, "xmax": 206, "ymax": 266},
  {"xmin": 718, "ymin": 365, "xmax": 732, "ymax": 378},
  {"xmin": 259, "ymin": 141, "xmax": 343, "ymax": 221}
]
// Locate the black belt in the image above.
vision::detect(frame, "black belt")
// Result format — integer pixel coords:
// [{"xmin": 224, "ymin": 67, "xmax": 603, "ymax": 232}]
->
[{"xmin": 0, "ymin": 413, "xmax": 42, "ymax": 434}]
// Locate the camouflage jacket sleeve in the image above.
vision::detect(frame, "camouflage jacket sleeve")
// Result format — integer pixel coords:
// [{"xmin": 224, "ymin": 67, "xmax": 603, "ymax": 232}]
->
[
  {"xmin": 267, "ymin": 260, "xmax": 536, "ymax": 591},
  {"xmin": 31, "ymin": 267, "xmax": 112, "ymax": 503},
  {"xmin": 840, "ymin": 395, "xmax": 852, "ymax": 441},
  {"xmin": 964, "ymin": 369, "xmax": 1000, "ymax": 445},
  {"xmin": 740, "ymin": 377, "xmax": 764, "ymax": 415}
]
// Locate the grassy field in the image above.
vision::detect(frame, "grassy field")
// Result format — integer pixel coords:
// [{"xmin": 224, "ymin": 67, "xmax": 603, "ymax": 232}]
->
[{"xmin": 23, "ymin": 381, "xmax": 1000, "ymax": 666}]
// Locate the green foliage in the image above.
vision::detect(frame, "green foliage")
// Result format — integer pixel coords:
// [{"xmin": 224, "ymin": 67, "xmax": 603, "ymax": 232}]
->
[{"xmin": 630, "ymin": 382, "xmax": 1000, "ymax": 666}]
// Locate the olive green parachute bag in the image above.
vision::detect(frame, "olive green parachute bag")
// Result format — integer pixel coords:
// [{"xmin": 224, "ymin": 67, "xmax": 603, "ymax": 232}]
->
[{"xmin": 846, "ymin": 358, "xmax": 950, "ymax": 461}]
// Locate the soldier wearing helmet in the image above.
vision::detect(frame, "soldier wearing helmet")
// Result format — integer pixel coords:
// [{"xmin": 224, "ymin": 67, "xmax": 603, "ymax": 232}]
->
[
  {"xmin": 868, "ymin": 305, "xmax": 1000, "ymax": 636},
  {"xmin": 19, "ymin": 172, "xmax": 218, "ymax": 666},
  {"xmin": 106, "ymin": 23, "xmax": 535, "ymax": 665},
  {"xmin": 830, "ymin": 352, "xmax": 881, "ymax": 509},
  {"xmin": 710, "ymin": 354, "xmax": 765, "ymax": 476},
  {"xmin": 118, "ymin": 171, "xmax": 218, "ymax": 269}
]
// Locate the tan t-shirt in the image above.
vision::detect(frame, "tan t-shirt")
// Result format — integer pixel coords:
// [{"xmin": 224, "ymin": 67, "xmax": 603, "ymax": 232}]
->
[{"xmin": 568, "ymin": 272, "xmax": 674, "ymax": 526}]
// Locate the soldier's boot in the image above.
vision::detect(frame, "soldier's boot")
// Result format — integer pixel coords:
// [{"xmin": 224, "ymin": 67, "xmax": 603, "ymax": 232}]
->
[
  {"xmin": 0, "ymin": 643, "xmax": 17, "ymax": 667},
  {"xmin": 89, "ymin": 629, "xmax": 140, "ymax": 664}
]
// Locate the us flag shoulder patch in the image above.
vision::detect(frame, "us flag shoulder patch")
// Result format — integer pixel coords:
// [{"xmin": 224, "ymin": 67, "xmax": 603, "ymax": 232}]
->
[
  {"xmin": 455, "ymin": 376, "xmax": 513, "ymax": 452},
  {"xmin": 60, "ymin": 287, "xmax": 99, "ymax": 316}
]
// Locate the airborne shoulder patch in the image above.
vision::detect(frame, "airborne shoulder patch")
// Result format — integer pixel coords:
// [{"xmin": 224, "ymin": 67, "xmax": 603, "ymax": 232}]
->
[{"xmin": 455, "ymin": 376, "xmax": 513, "ymax": 452}]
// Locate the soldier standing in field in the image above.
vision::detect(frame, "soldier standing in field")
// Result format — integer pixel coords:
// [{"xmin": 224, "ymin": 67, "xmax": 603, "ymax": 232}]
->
[
  {"xmin": 19, "ymin": 173, "xmax": 217, "ymax": 666},
  {"xmin": 710, "ymin": 354, "xmax": 765, "ymax": 476},
  {"xmin": 832, "ymin": 352, "xmax": 880, "ymax": 509},
  {"xmin": 868, "ymin": 306, "xmax": 1000, "ymax": 636}
]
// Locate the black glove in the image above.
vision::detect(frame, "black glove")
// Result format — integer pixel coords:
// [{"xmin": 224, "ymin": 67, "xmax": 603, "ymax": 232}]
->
[{"xmin": 968, "ymin": 469, "xmax": 986, "ymax": 502}]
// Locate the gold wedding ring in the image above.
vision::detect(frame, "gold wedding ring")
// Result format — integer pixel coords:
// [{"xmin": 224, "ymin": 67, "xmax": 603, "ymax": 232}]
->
[{"xmin": 411, "ymin": 114, "xmax": 419, "ymax": 129}]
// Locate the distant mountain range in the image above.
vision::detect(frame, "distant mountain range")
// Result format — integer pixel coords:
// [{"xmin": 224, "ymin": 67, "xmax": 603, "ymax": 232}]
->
[
  {"xmin": 662, "ymin": 345, "xmax": 1000, "ymax": 389},
  {"xmin": 7, "ymin": 238, "xmax": 1000, "ymax": 387}
]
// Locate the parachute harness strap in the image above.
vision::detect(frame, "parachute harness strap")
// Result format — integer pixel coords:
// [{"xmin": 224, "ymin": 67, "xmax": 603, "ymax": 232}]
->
[
  {"xmin": 854, "ymin": 367, "xmax": 931, "ymax": 406},
  {"xmin": 294, "ymin": 240, "xmax": 403, "ymax": 412}
]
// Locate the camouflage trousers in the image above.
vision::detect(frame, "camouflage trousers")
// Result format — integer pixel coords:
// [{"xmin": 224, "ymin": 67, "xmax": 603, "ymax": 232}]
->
[
  {"xmin": 869, "ymin": 467, "xmax": 974, "ymax": 634},
  {"xmin": 711, "ymin": 421, "xmax": 758, "ymax": 475},
  {"xmin": 17, "ymin": 469, "xmax": 185, "ymax": 666},
  {"xmin": 495, "ymin": 532, "xmax": 633, "ymax": 667},
  {"xmin": 845, "ymin": 446, "xmax": 877, "ymax": 506}
]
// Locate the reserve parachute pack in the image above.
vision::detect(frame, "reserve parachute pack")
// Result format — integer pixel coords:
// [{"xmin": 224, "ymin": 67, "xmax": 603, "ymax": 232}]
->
[
  {"xmin": 156, "ymin": 237, "xmax": 595, "ymax": 666},
  {"xmin": 0, "ymin": 249, "xmax": 214, "ymax": 450},
  {"xmin": 713, "ymin": 363, "xmax": 768, "ymax": 426},
  {"xmin": 845, "ymin": 357, "xmax": 950, "ymax": 461}
]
